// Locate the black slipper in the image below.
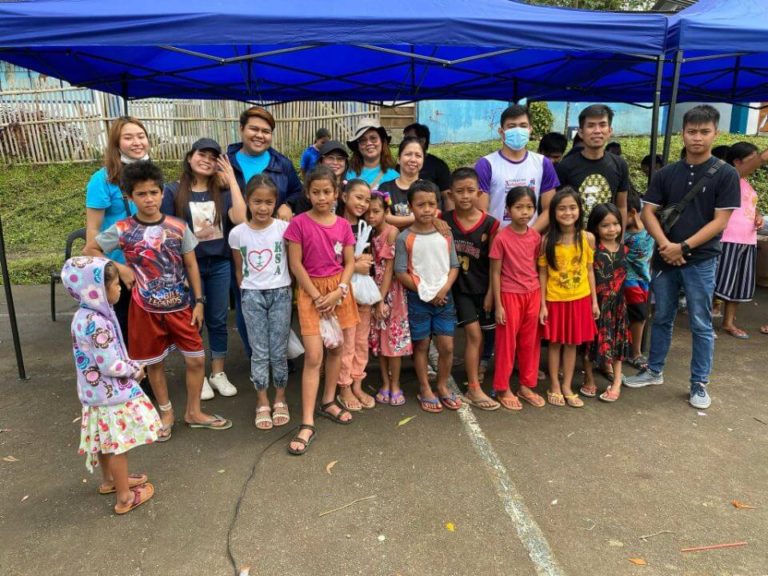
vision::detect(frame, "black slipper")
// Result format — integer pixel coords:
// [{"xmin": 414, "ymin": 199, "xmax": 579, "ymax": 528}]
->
[{"xmin": 316, "ymin": 400, "xmax": 352, "ymax": 425}]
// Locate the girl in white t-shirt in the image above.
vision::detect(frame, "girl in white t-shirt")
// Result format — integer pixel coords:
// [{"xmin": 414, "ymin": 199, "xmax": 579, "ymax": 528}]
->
[{"xmin": 229, "ymin": 175, "xmax": 292, "ymax": 431}]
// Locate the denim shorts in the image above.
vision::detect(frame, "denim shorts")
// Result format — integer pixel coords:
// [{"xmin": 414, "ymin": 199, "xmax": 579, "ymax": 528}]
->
[{"xmin": 406, "ymin": 290, "xmax": 456, "ymax": 341}]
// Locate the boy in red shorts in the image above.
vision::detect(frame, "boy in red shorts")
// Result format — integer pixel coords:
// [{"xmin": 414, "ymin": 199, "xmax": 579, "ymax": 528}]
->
[{"xmin": 85, "ymin": 160, "xmax": 232, "ymax": 440}]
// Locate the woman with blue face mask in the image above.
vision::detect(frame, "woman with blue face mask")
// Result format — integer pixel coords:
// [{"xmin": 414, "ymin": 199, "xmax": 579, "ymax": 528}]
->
[{"xmin": 475, "ymin": 104, "xmax": 560, "ymax": 233}]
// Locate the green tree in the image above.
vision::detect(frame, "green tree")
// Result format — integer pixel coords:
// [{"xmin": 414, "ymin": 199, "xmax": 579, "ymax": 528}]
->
[{"xmin": 528, "ymin": 101, "xmax": 554, "ymax": 138}]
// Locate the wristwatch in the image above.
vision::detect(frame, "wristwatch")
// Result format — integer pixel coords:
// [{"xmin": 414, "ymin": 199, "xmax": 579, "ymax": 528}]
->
[
  {"xmin": 680, "ymin": 241, "xmax": 692, "ymax": 257},
  {"xmin": 338, "ymin": 283, "xmax": 349, "ymax": 298},
  {"xmin": 195, "ymin": 296, "xmax": 207, "ymax": 305}
]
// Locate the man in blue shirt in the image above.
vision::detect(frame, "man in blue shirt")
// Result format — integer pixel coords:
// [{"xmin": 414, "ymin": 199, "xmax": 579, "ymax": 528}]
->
[{"xmin": 300, "ymin": 128, "xmax": 331, "ymax": 179}]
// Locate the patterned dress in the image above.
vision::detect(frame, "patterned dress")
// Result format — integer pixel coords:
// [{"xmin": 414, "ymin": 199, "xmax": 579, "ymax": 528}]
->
[
  {"xmin": 589, "ymin": 242, "xmax": 631, "ymax": 364},
  {"xmin": 369, "ymin": 224, "xmax": 412, "ymax": 357}
]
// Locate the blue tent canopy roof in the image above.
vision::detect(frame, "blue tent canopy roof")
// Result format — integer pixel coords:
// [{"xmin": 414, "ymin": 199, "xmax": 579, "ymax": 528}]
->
[{"xmin": 0, "ymin": 0, "xmax": 668, "ymax": 102}]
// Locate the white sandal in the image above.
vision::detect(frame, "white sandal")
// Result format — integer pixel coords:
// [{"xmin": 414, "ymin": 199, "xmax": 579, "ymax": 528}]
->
[{"xmin": 254, "ymin": 406, "xmax": 273, "ymax": 430}]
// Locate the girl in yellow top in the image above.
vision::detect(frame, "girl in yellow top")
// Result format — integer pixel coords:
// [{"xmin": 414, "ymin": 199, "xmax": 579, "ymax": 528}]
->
[{"xmin": 538, "ymin": 187, "xmax": 598, "ymax": 408}]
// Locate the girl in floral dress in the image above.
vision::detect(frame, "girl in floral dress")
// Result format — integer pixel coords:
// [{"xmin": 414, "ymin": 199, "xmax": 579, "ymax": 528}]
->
[
  {"xmin": 366, "ymin": 190, "xmax": 412, "ymax": 406},
  {"xmin": 581, "ymin": 203, "xmax": 631, "ymax": 402},
  {"xmin": 63, "ymin": 256, "xmax": 161, "ymax": 514}
]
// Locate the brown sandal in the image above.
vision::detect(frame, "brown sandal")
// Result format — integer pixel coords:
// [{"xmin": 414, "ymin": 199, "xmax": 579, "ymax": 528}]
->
[
  {"xmin": 518, "ymin": 388, "xmax": 546, "ymax": 407},
  {"xmin": 497, "ymin": 393, "xmax": 522, "ymax": 411},
  {"xmin": 99, "ymin": 473, "xmax": 148, "ymax": 495},
  {"xmin": 114, "ymin": 483, "xmax": 155, "ymax": 515}
]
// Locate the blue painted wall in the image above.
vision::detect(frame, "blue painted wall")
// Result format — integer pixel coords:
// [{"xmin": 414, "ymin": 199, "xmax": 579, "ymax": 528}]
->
[{"xmin": 419, "ymin": 100, "xmax": 675, "ymax": 144}]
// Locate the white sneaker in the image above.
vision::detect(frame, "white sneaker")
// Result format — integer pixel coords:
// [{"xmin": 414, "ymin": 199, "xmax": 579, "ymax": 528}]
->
[
  {"xmin": 209, "ymin": 372, "xmax": 238, "ymax": 397},
  {"xmin": 201, "ymin": 377, "xmax": 215, "ymax": 400}
]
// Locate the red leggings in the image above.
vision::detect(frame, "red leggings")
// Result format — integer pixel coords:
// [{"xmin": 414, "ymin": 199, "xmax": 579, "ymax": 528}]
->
[{"xmin": 493, "ymin": 290, "xmax": 541, "ymax": 392}]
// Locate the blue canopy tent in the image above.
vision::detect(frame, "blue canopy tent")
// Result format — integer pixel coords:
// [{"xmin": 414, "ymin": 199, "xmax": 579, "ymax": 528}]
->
[{"xmin": 0, "ymin": 0, "xmax": 672, "ymax": 378}]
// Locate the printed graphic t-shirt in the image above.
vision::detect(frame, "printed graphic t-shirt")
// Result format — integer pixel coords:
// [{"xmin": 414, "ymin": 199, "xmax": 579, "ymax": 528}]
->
[
  {"xmin": 97, "ymin": 215, "xmax": 198, "ymax": 312},
  {"xmin": 555, "ymin": 151, "xmax": 630, "ymax": 220},
  {"xmin": 442, "ymin": 210, "xmax": 499, "ymax": 295},
  {"xmin": 229, "ymin": 220, "xmax": 291, "ymax": 290}
]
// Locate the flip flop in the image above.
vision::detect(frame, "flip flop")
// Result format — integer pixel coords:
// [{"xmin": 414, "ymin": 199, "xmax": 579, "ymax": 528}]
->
[
  {"xmin": 99, "ymin": 473, "xmax": 148, "ymax": 495},
  {"xmin": 316, "ymin": 401, "xmax": 352, "ymax": 425},
  {"xmin": 464, "ymin": 395, "xmax": 501, "ymax": 411},
  {"xmin": 417, "ymin": 394, "xmax": 443, "ymax": 414},
  {"xmin": 355, "ymin": 392, "xmax": 376, "ymax": 410},
  {"xmin": 497, "ymin": 394, "xmax": 522, "ymax": 411},
  {"xmin": 547, "ymin": 391, "xmax": 565, "ymax": 406},
  {"xmin": 287, "ymin": 424, "xmax": 317, "ymax": 456},
  {"xmin": 723, "ymin": 327, "xmax": 749, "ymax": 340},
  {"xmin": 599, "ymin": 388, "xmax": 621, "ymax": 403},
  {"xmin": 114, "ymin": 483, "xmax": 155, "ymax": 515},
  {"xmin": 389, "ymin": 391, "xmax": 406, "ymax": 407},
  {"xmin": 580, "ymin": 385, "xmax": 598, "ymax": 398},
  {"xmin": 564, "ymin": 394, "xmax": 584, "ymax": 408},
  {"xmin": 186, "ymin": 414, "xmax": 233, "ymax": 430},
  {"xmin": 439, "ymin": 393, "xmax": 462, "ymax": 411},
  {"xmin": 518, "ymin": 390, "xmax": 546, "ymax": 407},
  {"xmin": 254, "ymin": 406, "xmax": 273, "ymax": 430},
  {"xmin": 375, "ymin": 389, "xmax": 391, "ymax": 404},
  {"xmin": 271, "ymin": 402, "xmax": 290, "ymax": 427}
]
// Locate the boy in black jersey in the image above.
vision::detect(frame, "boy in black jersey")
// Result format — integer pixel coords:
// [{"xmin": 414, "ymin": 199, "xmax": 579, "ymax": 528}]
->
[{"xmin": 443, "ymin": 168, "xmax": 501, "ymax": 411}]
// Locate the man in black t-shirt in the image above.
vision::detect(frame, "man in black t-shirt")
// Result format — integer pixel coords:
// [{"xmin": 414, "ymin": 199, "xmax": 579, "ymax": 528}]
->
[
  {"xmin": 625, "ymin": 105, "xmax": 740, "ymax": 411},
  {"xmin": 556, "ymin": 104, "xmax": 631, "ymax": 226}
]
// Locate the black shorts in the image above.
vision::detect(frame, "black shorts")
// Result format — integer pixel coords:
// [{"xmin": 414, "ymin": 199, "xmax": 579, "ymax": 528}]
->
[
  {"xmin": 454, "ymin": 292, "xmax": 495, "ymax": 330},
  {"xmin": 627, "ymin": 301, "xmax": 647, "ymax": 323}
]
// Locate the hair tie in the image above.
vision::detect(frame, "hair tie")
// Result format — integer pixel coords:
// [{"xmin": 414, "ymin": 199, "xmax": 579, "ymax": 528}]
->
[{"xmin": 371, "ymin": 189, "xmax": 392, "ymax": 207}]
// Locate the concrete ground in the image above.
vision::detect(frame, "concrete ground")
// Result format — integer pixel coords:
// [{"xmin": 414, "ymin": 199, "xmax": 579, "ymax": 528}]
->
[{"xmin": 1, "ymin": 285, "xmax": 767, "ymax": 576}]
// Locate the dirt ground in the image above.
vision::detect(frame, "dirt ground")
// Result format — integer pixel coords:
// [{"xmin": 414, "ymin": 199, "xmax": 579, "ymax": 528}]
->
[{"xmin": 1, "ymin": 284, "xmax": 767, "ymax": 576}]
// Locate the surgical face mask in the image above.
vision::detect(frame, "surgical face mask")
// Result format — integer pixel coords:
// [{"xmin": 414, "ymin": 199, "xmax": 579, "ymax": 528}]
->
[{"xmin": 503, "ymin": 127, "xmax": 529, "ymax": 151}]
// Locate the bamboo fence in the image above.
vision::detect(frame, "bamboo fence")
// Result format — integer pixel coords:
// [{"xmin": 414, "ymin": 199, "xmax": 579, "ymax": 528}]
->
[{"xmin": 0, "ymin": 80, "xmax": 379, "ymax": 165}]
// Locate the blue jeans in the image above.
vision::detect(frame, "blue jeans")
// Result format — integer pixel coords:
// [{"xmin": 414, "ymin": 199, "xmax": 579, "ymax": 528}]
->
[
  {"xmin": 198, "ymin": 257, "xmax": 231, "ymax": 360},
  {"xmin": 241, "ymin": 287, "xmax": 292, "ymax": 390},
  {"xmin": 648, "ymin": 257, "xmax": 717, "ymax": 384},
  {"xmin": 232, "ymin": 267, "xmax": 252, "ymax": 358},
  {"xmin": 406, "ymin": 290, "xmax": 457, "ymax": 341}
]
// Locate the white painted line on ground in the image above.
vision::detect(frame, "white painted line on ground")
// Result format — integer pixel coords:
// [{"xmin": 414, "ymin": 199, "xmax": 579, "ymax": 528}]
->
[{"xmin": 450, "ymin": 379, "xmax": 565, "ymax": 576}]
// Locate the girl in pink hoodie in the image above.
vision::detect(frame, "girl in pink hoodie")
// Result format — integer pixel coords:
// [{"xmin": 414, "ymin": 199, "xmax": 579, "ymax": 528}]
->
[{"xmin": 63, "ymin": 256, "xmax": 161, "ymax": 515}]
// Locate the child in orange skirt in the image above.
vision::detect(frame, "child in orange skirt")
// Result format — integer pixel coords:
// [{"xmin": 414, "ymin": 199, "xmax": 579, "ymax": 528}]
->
[
  {"xmin": 284, "ymin": 165, "xmax": 359, "ymax": 455},
  {"xmin": 538, "ymin": 187, "xmax": 598, "ymax": 408}
]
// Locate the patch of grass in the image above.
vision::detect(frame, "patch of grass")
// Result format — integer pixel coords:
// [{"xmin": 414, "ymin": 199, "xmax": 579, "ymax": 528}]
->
[{"xmin": 1, "ymin": 136, "xmax": 766, "ymax": 284}]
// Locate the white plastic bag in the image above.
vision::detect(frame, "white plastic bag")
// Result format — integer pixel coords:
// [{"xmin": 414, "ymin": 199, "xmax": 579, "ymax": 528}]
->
[
  {"xmin": 351, "ymin": 220, "xmax": 382, "ymax": 305},
  {"xmin": 287, "ymin": 329, "xmax": 304, "ymax": 359},
  {"xmin": 319, "ymin": 314, "xmax": 344, "ymax": 349}
]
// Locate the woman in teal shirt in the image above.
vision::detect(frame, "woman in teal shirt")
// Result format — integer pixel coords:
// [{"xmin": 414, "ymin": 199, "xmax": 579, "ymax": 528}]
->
[{"xmin": 345, "ymin": 118, "xmax": 398, "ymax": 188}]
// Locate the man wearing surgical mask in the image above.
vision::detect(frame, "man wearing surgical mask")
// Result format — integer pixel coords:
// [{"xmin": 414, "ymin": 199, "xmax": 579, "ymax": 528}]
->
[{"xmin": 476, "ymin": 104, "xmax": 559, "ymax": 232}]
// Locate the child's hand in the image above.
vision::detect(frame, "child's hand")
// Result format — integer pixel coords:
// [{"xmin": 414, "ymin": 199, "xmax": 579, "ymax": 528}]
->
[
  {"xmin": 756, "ymin": 213, "xmax": 764, "ymax": 229},
  {"xmin": 434, "ymin": 218, "xmax": 452, "ymax": 238},
  {"xmin": 483, "ymin": 291, "xmax": 493, "ymax": 313},
  {"xmin": 134, "ymin": 364, "xmax": 146, "ymax": 382},
  {"xmin": 496, "ymin": 306, "xmax": 506, "ymax": 326},
  {"xmin": 431, "ymin": 287, "xmax": 449, "ymax": 306},
  {"xmin": 315, "ymin": 290, "xmax": 340, "ymax": 314},
  {"xmin": 276, "ymin": 204, "xmax": 293, "ymax": 222},
  {"xmin": 117, "ymin": 265, "xmax": 136, "ymax": 290},
  {"xmin": 354, "ymin": 253, "xmax": 373, "ymax": 274},
  {"xmin": 374, "ymin": 301, "xmax": 389, "ymax": 320},
  {"xmin": 191, "ymin": 303, "xmax": 204, "ymax": 329},
  {"xmin": 592, "ymin": 301, "xmax": 600, "ymax": 320},
  {"xmin": 539, "ymin": 305, "xmax": 548, "ymax": 326}
]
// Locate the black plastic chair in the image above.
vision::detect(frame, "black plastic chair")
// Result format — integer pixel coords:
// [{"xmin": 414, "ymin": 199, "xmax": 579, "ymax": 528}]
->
[{"xmin": 50, "ymin": 227, "xmax": 87, "ymax": 321}]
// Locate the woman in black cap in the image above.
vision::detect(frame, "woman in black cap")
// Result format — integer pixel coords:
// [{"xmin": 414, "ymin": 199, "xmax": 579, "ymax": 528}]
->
[
  {"xmin": 161, "ymin": 138, "xmax": 246, "ymax": 400},
  {"xmin": 345, "ymin": 118, "xmax": 399, "ymax": 187}
]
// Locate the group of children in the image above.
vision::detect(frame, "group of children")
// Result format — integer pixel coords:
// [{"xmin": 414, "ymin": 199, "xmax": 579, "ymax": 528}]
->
[{"xmin": 67, "ymin": 155, "xmax": 655, "ymax": 512}]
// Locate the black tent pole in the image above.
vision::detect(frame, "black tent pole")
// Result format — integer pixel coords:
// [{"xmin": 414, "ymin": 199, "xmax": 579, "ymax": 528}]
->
[
  {"xmin": 648, "ymin": 54, "xmax": 664, "ymax": 183},
  {"xmin": 662, "ymin": 50, "xmax": 683, "ymax": 164},
  {"xmin": 0, "ymin": 211, "xmax": 27, "ymax": 380}
]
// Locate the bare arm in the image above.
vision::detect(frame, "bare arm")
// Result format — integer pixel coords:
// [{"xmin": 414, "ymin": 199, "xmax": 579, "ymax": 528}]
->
[
  {"xmin": 288, "ymin": 241, "xmax": 320, "ymax": 298},
  {"xmin": 538, "ymin": 264, "xmax": 548, "ymax": 325},
  {"xmin": 615, "ymin": 190, "xmax": 628, "ymax": 234},
  {"xmin": 586, "ymin": 232, "xmax": 599, "ymax": 319},
  {"xmin": 491, "ymin": 258, "xmax": 505, "ymax": 325},
  {"xmin": 183, "ymin": 251, "xmax": 204, "ymax": 328},
  {"xmin": 396, "ymin": 270, "xmax": 418, "ymax": 293},
  {"xmin": 442, "ymin": 189, "xmax": 454, "ymax": 211},
  {"xmin": 219, "ymin": 155, "xmax": 246, "ymax": 225},
  {"xmin": 231, "ymin": 249, "xmax": 244, "ymax": 288},
  {"xmin": 385, "ymin": 213, "xmax": 415, "ymax": 230},
  {"xmin": 83, "ymin": 225, "xmax": 136, "ymax": 288},
  {"xmin": 532, "ymin": 188, "xmax": 555, "ymax": 233},
  {"xmin": 477, "ymin": 192, "xmax": 490, "ymax": 213}
]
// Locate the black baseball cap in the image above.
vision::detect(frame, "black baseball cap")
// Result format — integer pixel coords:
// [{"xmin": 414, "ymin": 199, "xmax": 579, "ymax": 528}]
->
[
  {"xmin": 319, "ymin": 140, "xmax": 349, "ymax": 157},
  {"xmin": 191, "ymin": 137, "xmax": 222, "ymax": 155}
]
